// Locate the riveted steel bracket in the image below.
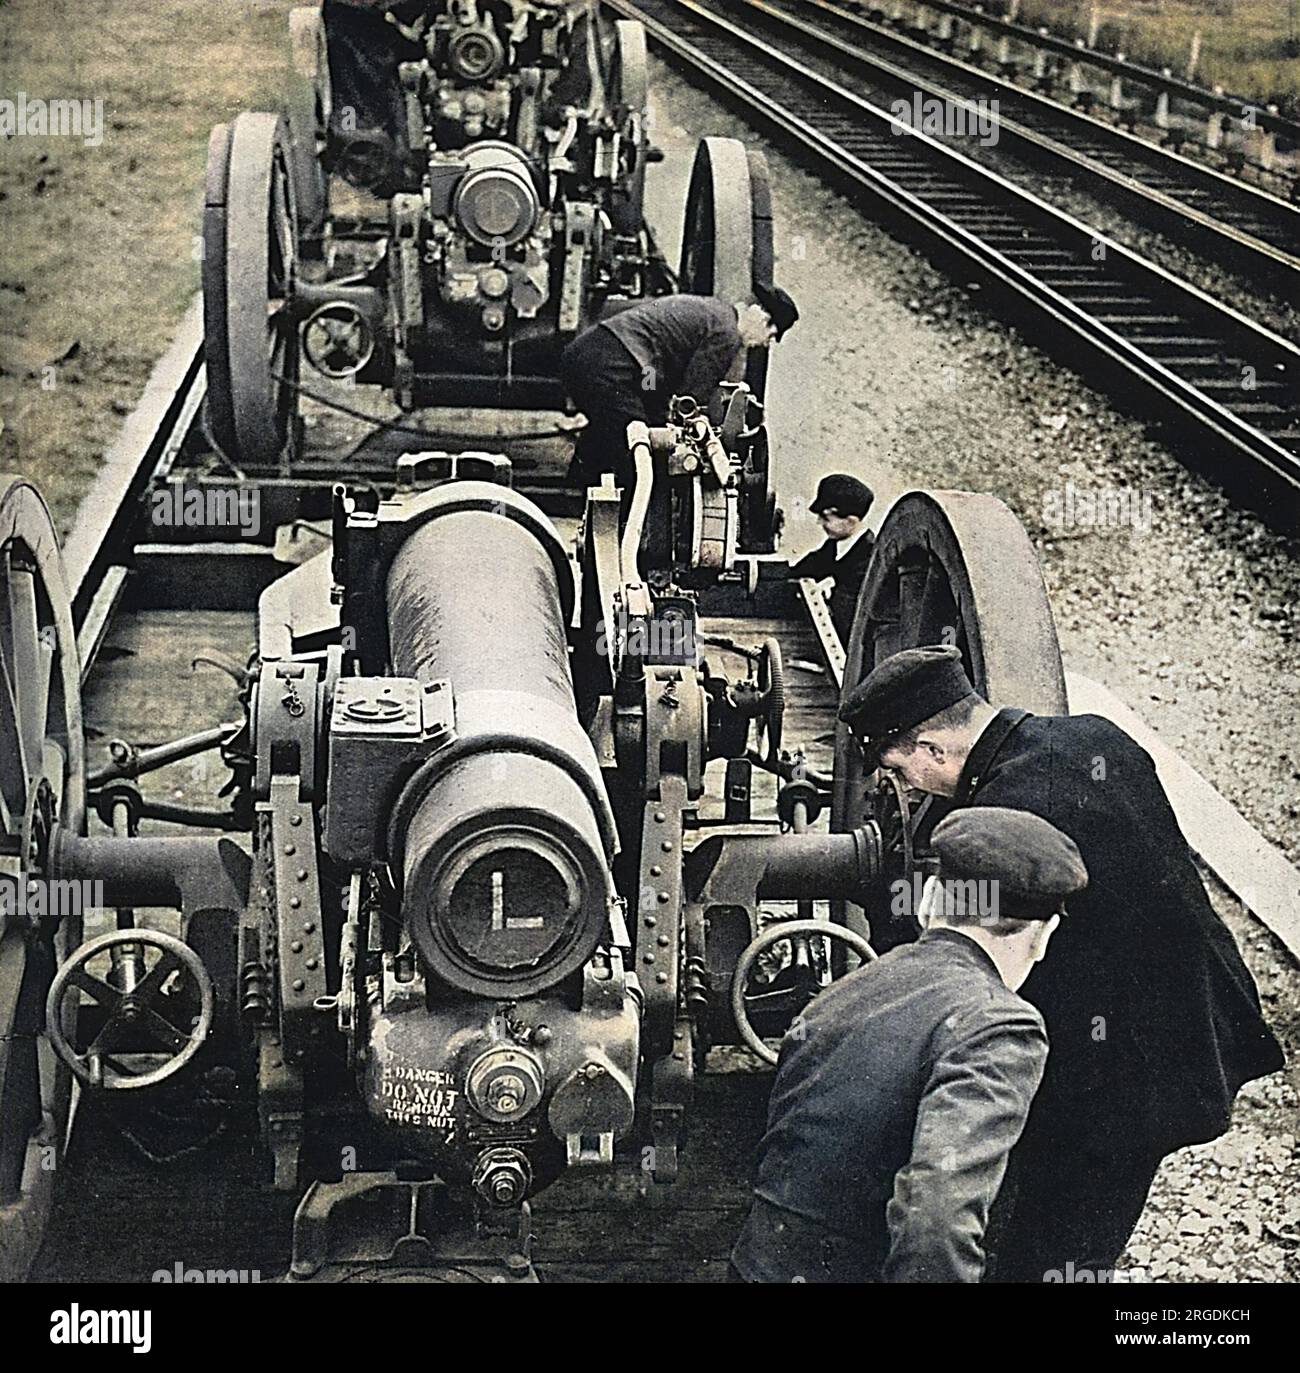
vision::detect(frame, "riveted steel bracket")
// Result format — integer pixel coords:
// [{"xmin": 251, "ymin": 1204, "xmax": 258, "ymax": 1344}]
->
[
  {"xmin": 558, "ymin": 201, "xmax": 596, "ymax": 334},
  {"xmin": 258, "ymin": 1028, "xmax": 304, "ymax": 1192},
  {"xmin": 265, "ymin": 775, "xmax": 327, "ymax": 1061},
  {"xmin": 636, "ymin": 776, "xmax": 687, "ymax": 1060},
  {"xmin": 649, "ymin": 1014, "xmax": 694, "ymax": 1184},
  {"xmin": 798, "ymin": 576, "xmax": 846, "ymax": 691}
]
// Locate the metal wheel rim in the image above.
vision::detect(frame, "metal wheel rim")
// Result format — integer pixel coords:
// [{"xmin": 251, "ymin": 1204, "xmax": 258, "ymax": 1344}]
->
[
  {"xmin": 832, "ymin": 489, "xmax": 1066, "ymax": 834},
  {"xmin": 0, "ymin": 475, "xmax": 84, "ymax": 1280},
  {"xmin": 286, "ymin": 5, "xmax": 331, "ymax": 245},
  {"xmin": 202, "ymin": 112, "xmax": 301, "ymax": 466},
  {"xmin": 743, "ymin": 148, "xmax": 774, "ymax": 403},
  {"xmin": 680, "ymin": 137, "xmax": 755, "ymax": 303},
  {"xmin": 609, "ymin": 20, "xmax": 649, "ymax": 236}
]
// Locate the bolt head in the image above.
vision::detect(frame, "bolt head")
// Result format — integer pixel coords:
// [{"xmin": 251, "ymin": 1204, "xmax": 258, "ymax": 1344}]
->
[{"xmin": 486, "ymin": 1073, "xmax": 528, "ymax": 1115}]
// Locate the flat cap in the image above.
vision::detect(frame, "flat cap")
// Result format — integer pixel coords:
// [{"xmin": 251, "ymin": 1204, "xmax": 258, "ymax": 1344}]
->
[
  {"xmin": 838, "ymin": 645, "xmax": 975, "ymax": 770},
  {"xmin": 809, "ymin": 473, "xmax": 874, "ymax": 517},
  {"xmin": 930, "ymin": 807, "xmax": 1087, "ymax": 920},
  {"xmin": 753, "ymin": 280, "xmax": 799, "ymax": 341}
]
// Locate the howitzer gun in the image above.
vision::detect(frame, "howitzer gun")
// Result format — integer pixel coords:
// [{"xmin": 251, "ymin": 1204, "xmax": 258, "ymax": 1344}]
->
[{"xmin": 2, "ymin": 398, "xmax": 1069, "ymax": 1279}]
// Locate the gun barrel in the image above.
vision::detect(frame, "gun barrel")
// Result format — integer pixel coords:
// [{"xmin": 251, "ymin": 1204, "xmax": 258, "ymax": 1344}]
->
[{"xmin": 385, "ymin": 489, "xmax": 616, "ymax": 998}]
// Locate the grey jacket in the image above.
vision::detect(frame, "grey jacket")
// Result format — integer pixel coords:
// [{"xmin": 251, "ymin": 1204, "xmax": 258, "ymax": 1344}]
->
[{"xmin": 731, "ymin": 928, "xmax": 1047, "ymax": 1282}]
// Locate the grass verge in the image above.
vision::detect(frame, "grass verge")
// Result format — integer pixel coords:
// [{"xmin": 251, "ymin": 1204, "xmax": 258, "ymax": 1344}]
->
[{"xmin": 0, "ymin": 0, "xmax": 297, "ymax": 531}]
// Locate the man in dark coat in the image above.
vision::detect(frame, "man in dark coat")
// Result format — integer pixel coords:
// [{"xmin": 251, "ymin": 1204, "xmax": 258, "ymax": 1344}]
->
[
  {"xmin": 838, "ymin": 645, "xmax": 1285, "ymax": 1282},
  {"xmin": 559, "ymin": 285, "xmax": 798, "ymax": 488},
  {"xmin": 787, "ymin": 473, "xmax": 875, "ymax": 645},
  {"xmin": 730, "ymin": 806, "xmax": 1086, "ymax": 1283},
  {"xmin": 323, "ymin": 2, "xmax": 425, "ymax": 151}
]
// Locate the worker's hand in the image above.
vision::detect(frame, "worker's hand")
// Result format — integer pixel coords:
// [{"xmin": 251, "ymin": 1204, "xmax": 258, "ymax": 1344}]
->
[{"xmin": 813, "ymin": 576, "xmax": 834, "ymax": 600}]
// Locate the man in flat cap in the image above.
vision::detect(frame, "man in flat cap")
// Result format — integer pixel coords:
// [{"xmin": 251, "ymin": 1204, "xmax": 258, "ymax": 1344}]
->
[
  {"xmin": 730, "ymin": 807, "xmax": 1084, "ymax": 1283},
  {"xmin": 560, "ymin": 286, "xmax": 798, "ymax": 488},
  {"xmin": 788, "ymin": 474, "xmax": 875, "ymax": 644},
  {"xmin": 838, "ymin": 645, "xmax": 1284, "ymax": 1282}
]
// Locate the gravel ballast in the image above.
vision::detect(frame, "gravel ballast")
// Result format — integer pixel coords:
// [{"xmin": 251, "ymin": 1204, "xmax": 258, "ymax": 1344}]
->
[{"xmin": 645, "ymin": 58, "xmax": 1299, "ymax": 1283}]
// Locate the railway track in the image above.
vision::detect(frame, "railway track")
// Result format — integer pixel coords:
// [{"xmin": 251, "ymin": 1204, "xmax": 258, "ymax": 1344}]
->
[
  {"xmin": 860, "ymin": 0, "xmax": 1300, "ymax": 189},
  {"xmin": 606, "ymin": 0, "xmax": 1300, "ymax": 518},
  {"xmin": 728, "ymin": 0, "xmax": 1300, "ymax": 290}
]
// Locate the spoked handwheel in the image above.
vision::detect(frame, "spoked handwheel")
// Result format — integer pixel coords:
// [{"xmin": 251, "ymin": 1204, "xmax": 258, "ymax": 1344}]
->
[
  {"xmin": 754, "ymin": 635, "xmax": 784, "ymax": 766},
  {"xmin": 731, "ymin": 920, "xmax": 877, "ymax": 1066},
  {"xmin": 203, "ymin": 111, "xmax": 302, "ymax": 468},
  {"xmin": 45, "ymin": 930, "xmax": 214, "ymax": 1093},
  {"xmin": 829, "ymin": 491, "xmax": 1067, "ymax": 937},
  {"xmin": 0, "ymin": 476, "xmax": 85, "ymax": 1281},
  {"xmin": 608, "ymin": 18, "xmax": 649, "ymax": 237}
]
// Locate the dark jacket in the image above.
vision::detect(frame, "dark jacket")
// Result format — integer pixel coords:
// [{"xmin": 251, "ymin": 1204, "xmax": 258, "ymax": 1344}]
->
[
  {"xmin": 957, "ymin": 709, "xmax": 1284, "ymax": 1157},
  {"xmin": 599, "ymin": 295, "xmax": 741, "ymax": 404},
  {"xmin": 788, "ymin": 530, "xmax": 875, "ymax": 645},
  {"xmin": 731, "ymin": 929, "xmax": 1047, "ymax": 1283},
  {"xmin": 324, "ymin": 2, "xmax": 425, "ymax": 143}
]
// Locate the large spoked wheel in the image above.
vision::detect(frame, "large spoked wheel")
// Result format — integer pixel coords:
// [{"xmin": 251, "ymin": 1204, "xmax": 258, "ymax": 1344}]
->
[
  {"xmin": 741, "ymin": 149, "xmax": 774, "ymax": 402},
  {"xmin": 0, "ymin": 477, "xmax": 85, "ymax": 1282},
  {"xmin": 681, "ymin": 138, "xmax": 764, "ymax": 302},
  {"xmin": 681, "ymin": 142, "xmax": 777, "ymax": 403},
  {"xmin": 286, "ymin": 5, "xmax": 332, "ymax": 257},
  {"xmin": 608, "ymin": 19, "xmax": 649, "ymax": 237},
  {"xmin": 681, "ymin": 139, "xmax": 779, "ymax": 536},
  {"xmin": 831, "ymin": 488, "xmax": 1066, "ymax": 828},
  {"xmin": 731, "ymin": 920, "xmax": 877, "ymax": 1066},
  {"xmin": 829, "ymin": 492, "xmax": 1064, "ymax": 948},
  {"xmin": 203, "ymin": 111, "xmax": 302, "ymax": 467}
]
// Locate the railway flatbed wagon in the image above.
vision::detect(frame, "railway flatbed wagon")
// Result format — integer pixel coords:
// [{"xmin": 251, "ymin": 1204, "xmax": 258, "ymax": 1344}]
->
[{"xmin": 0, "ymin": 251, "xmax": 1073, "ymax": 1278}]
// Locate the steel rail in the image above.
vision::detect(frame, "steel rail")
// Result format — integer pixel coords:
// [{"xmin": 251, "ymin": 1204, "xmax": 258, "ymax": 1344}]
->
[
  {"xmin": 606, "ymin": 0, "xmax": 1300, "ymax": 516},
  {"xmin": 883, "ymin": 0, "xmax": 1300, "ymax": 145},
  {"xmin": 733, "ymin": 0, "xmax": 1300, "ymax": 289}
]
